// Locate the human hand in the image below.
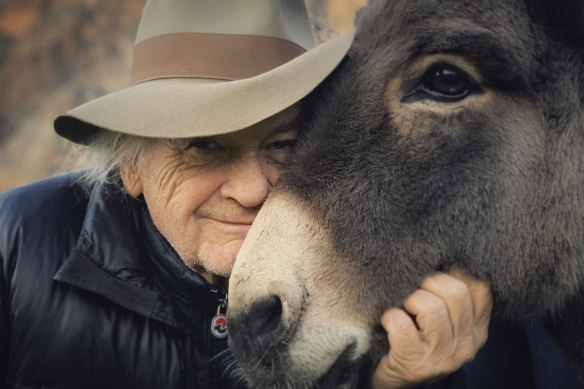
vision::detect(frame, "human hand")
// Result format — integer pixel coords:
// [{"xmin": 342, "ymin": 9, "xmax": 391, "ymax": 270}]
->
[{"xmin": 370, "ymin": 270, "xmax": 492, "ymax": 389}]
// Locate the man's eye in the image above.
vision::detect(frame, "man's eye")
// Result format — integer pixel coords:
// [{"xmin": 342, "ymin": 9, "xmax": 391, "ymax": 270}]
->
[
  {"xmin": 188, "ymin": 139, "xmax": 221, "ymax": 150},
  {"xmin": 265, "ymin": 139, "xmax": 297, "ymax": 166},
  {"xmin": 269, "ymin": 140, "xmax": 297, "ymax": 150},
  {"xmin": 403, "ymin": 63, "xmax": 482, "ymax": 103}
]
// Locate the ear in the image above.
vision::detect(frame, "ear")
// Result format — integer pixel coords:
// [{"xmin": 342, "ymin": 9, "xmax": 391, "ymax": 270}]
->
[{"xmin": 120, "ymin": 160, "xmax": 143, "ymax": 198}]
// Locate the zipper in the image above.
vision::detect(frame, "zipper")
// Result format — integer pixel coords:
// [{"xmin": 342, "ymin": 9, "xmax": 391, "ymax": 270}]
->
[
  {"xmin": 209, "ymin": 288, "xmax": 227, "ymax": 308},
  {"xmin": 184, "ymin": 334, "xmax": 195, "ymax": 388},
  {"xmin": 216, "ymin": 292, "xmax": 227, "ymax": 315},
  {"xmin": 209, "ymin": 288, "xmax": 228, "ymax": 388}
]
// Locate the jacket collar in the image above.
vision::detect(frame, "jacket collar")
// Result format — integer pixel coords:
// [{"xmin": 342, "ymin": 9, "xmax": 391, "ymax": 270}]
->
[
  {"xmin": 52, "ymin": 179, "xmax": 210, "ymax": 334},
  {"xmin": 138, "ymin": 201, "xmax": 225, "ymax": 310}
]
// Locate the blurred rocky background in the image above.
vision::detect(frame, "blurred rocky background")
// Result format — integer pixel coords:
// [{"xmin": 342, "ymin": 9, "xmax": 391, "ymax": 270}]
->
[{"xmin": 0, "ymin": 0, "xmax": 365, "ymax": 192}]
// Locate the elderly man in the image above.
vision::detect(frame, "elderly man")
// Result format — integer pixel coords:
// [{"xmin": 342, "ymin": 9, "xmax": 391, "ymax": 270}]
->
[{"xmin": 0, "ymin": 1, "xmax": 491, "ymax": 388}]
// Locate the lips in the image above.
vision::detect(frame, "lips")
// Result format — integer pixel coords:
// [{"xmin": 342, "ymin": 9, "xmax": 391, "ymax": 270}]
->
[
  {"xmin": 214, "ymin": 219, "xmax": 253, "ymax": 226},
  {"xmin": 206, "ymin": 217, "xmax": 255, "ymax": 228},
  {"xmin": 196, "ymin": 208, "xmax": 257, "ymax": 226}
]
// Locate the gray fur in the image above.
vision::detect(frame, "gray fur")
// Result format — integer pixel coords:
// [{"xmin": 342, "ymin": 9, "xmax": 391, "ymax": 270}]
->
[{"xmin": 228, "ymin": 0, "xmax": 584, "ymax": 386}]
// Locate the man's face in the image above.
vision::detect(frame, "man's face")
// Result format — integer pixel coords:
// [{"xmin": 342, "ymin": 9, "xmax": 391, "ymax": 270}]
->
[{"xmin": 125, "ymin": 104, "xmax": 299, "ymax": 284}]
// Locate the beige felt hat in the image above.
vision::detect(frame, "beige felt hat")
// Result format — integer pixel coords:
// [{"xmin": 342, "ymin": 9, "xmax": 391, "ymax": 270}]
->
[{"xmin": 54, "ymin": 0, "xmax": 354, "ymax": 145}]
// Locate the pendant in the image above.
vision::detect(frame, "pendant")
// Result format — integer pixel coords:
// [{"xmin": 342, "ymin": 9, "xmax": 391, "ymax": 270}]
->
[{"xmin": 211, "ymin": 298, "xmax": 228, "ymax": 338}]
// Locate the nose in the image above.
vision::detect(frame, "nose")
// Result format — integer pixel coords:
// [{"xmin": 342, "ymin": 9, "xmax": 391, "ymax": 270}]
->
[
  {"xmin": 220, "ymin": 156, "xmax": 270, "ymax": 208},
  {"xmin": 228, "ymin": 279, "xmax": 306, "ymax": 363},
  {"xmin": 229, "ymin": 296, "xmax": 284, "ymax": 353}
]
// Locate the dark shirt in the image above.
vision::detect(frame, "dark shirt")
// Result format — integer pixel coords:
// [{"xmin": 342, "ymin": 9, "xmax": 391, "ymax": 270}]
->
[{"xmin": 435, "ymin": 319, "xmax": 584, "ymax": 389}]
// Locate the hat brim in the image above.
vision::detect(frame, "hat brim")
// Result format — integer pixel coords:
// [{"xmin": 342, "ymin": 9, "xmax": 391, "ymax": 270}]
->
[{"xmin": 54, "ymin": 30, "xmax": 355, "ymax": 145}]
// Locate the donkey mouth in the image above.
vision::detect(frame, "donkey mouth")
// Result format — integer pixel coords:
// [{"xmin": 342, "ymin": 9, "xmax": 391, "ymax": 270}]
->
[
  {"xmin": 234, "ymin": 336, "xmax": 365, "ymax": 389},
  {"xmin": 315, "ymin": 341, "xmax": 365, "ymax": 389}
]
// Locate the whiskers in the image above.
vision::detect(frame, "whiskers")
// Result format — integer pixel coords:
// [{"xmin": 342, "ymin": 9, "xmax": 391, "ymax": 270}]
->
[
  {"xmin": 219, "ymin": 343, "xmax": 317, "ymax": 389},
  {"xmin": 211, "ymin": 348, "xmax": 248, "ymax": 387}
]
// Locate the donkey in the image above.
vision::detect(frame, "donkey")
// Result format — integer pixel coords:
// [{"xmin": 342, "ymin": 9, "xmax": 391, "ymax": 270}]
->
[{"xmin": 227, "ymin": 0, "xmax": 584, "ymax": 387}]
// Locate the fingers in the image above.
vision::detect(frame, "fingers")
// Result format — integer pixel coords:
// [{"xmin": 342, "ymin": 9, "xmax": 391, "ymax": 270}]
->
[
  {"xmin": 371, "ymin": 271, "xmax": 493, "ymax": 389},
  {"xmin": 418, "ymin": 273, "xmax": 475, "ymax": 362},
  {"xmin": 382, "ymin": 308, "xmax": 424, "ymax": 361},
  {"xmin": 383, "ymin": 308, "xmax": 422, "ymax": 349},
  {"xmin": 373, "ymin": 308, "xmax": 427, "ymax": 389},
  {"xmin": 447, "ymin": 270, "xmax": 493, "ymax": 349}
]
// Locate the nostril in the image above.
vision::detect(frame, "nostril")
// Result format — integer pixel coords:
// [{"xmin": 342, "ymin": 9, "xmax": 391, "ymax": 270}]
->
[
  {"xmin": 246, "ymin": 295, "xmax": 283, "ymax": 346},
  {"xmin": 228, "ymin": 280, "xmax": 307, "ymax": 365}
]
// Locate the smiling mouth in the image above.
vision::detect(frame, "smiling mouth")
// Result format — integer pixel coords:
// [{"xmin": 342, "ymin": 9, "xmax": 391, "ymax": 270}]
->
[
  {"xmin": 211, "ymin": 218, "xmax": 254, "ymax": 226},
  {"xmin": 219, "ymin": 221, "xmax": 252, "ymax": 226}
]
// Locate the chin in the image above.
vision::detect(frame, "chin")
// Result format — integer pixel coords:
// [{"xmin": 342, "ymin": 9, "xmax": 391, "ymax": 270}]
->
[{"xmin": 195, "ymin": 246, "xmax": 240, "ymax": 279}]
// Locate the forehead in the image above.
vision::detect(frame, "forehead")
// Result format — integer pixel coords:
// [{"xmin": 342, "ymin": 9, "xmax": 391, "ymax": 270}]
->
[
  {"xmin": 358, "ymin": 0, "xmax": 534, "ymax": 62},
  {"xmin": 346, "ymin": 0, "xmax": 538, "ymax": 108}
]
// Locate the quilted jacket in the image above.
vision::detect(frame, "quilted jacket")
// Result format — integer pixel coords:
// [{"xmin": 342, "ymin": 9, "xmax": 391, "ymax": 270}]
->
[{"xmin": 0, "ymin": 172, "xmax": 243, "ymax": 389}]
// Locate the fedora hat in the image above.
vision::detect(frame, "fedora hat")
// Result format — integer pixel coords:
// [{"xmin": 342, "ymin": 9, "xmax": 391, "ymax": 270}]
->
[{"xmin": 54, "ymin": 0, "xmax": 355, "ymax": 144}]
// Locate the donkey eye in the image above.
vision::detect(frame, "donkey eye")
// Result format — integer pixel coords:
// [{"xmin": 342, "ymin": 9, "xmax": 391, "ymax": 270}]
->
[
  {"xmin": 403, "ymin": 63, "xmax": 481, "ymax": 103},
  {"xmin": 423, "ymin": 64, "xmax": 480, "ymax": 101}
]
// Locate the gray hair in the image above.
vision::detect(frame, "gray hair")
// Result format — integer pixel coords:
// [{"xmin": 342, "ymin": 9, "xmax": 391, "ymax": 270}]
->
[{"xmin": 77, "ymin": 131, "xmax": 153, "ymax": 192}]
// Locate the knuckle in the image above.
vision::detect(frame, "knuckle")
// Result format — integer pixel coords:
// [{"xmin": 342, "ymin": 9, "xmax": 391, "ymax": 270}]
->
[
  {"xmin": 426, "ymin": 298, "xmax": 448, "ymax": 317},
  {"xmin": 445, "ymin": 282, "xmax": 470, "ymax": 305},
  {"xmin": 458, "ymin": 345, "xmax": 477, "ymax": 365},
  {"xmin": 474, "ymin": 326, "xmax": 489, "ymax": 348},
  {"xmin": 476, "ymin": 280, "xmax": 492, "ymax": 296},
  {"xmin": 454, "ymin": 335, "xmax": 479, "ymax": 365},
  {"xmin": 389, "ymin": 314, "xmax": 413, "ymax": 335},
  {"xmin": 479, "ymin": 297, "xmax": 494, "ymax": 320}
]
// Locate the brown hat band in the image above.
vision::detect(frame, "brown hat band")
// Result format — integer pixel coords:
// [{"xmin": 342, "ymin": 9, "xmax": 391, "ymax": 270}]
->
[{"xmin": 130, "ymin": 32, "xmax": 307, "ymax": 85}]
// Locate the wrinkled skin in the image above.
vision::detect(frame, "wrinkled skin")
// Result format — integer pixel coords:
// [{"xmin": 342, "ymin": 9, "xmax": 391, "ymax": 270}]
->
[{"xmin": 227, "ymin": 0, "xmax": 584, "ymax": 387}]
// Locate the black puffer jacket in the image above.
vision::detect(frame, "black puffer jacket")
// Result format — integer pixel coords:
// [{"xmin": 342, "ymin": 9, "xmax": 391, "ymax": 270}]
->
[{"xmin": 0, "ymin": 172, "xmax": 244, "ymax": 389}]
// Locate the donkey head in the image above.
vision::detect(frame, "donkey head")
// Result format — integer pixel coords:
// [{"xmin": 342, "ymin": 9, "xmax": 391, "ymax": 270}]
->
[{"xmin": 228, "ymin": 0, "xmax": 584, "ymax": 387}]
